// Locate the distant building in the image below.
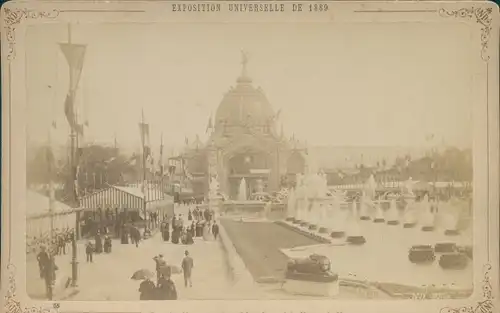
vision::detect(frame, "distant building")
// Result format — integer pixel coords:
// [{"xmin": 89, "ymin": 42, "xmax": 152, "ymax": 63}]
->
[{"xmin": 171, "ymin": 55, "xmax": 307, "ymax": 200}]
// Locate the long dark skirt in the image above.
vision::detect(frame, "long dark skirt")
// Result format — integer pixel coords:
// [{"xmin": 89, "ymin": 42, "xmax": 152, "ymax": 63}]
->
[{"xmin": 162, "ymin": 230, "xmax": 170, "ymax": 241}]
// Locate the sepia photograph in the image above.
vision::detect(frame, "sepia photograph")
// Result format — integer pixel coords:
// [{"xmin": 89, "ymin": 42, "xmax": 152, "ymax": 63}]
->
[{"xmin": 2, "ymin": 1, "xmax": 499, "ymax": 312}]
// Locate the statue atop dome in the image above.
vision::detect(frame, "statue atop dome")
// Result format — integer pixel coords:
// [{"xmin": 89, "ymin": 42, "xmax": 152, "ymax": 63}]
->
[
  {"xmin": 241, "ymin": 48, "xmax": 249, "ymax": 77},
  {"xmin": 238, "ymin": 49, "xmax": 252, "ymax": 84}
]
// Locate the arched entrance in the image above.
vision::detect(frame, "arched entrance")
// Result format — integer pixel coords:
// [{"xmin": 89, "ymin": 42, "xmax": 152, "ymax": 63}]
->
[{"xmin": 225, "ymin": 148, "xmax": 273, "ymax": 200}]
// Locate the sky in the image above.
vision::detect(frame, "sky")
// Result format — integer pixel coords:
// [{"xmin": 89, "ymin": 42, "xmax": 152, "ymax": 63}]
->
[{"xmin": 25, "ymin": 21, "xmax": 474, "ymax": 155}]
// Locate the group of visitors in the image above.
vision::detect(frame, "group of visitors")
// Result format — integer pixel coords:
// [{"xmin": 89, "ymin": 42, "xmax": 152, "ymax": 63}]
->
[
  {"xmin": 160, "ymin": 212, "xmax": 220, "ymax": 245},
  {"xmin": 28, "ymin": 228, "xmax": 74, "ymax": 256},
  {"xmin": 120, "ymin": 224, "xmax": 142, "ymax": 247},
  {"xmin": 160, "ymin": 215, "xmax": 195, "ymax": 245},
  {"xmin": 188, "ymin": 206, "xmax": 215, "ymax": 222},
  {"xmin": 139, "ymin": 273, "xmax": 177, "ymax": 300},
  {"xmin": 85, "ymin": 231, "xmax": 113, "ymax": 263},
  {"xmin": 140, "ymin": 250, "xmax": 194, "ymax": 300}
]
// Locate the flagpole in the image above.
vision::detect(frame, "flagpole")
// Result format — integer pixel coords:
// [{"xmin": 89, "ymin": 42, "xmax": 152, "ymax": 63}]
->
[
  {"xmin": 141, "ymin": 109, "xmax": 148, "ymax": 232},
  {"xmin": 47, "ymin": 125, "xmax": 55, "ymax": 300}
]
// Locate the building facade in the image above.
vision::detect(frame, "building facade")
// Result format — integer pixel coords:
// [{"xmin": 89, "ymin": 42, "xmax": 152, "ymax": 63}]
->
[{"xmin": 175, "ymin": 56, "xmax": 306, "ymax": 200}]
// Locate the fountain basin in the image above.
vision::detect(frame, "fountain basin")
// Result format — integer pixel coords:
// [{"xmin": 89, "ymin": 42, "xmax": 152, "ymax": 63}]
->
[
  {"xmin": 439, "ymin": 253, "xmax": 468, "ymax": 270},
  {"xmin": 318, "ymin": 227, "xmax": 328, "ymax": 234},
  {"xmin": 330, "ymin": 231, "xmax": 345, "ymax": 238},
  {"xmin": 434, "ymin": 243, "xmax": 457, "ymax": 253},
  {"xmin": 408, "ymin": 245, "xmax": 435, "ymax": 263},
  {"xmin": 308, "ymin": 224, "xmax": 318, "ymax": 231},
  {"xmin": 403, "ymin": 222, "xmax": 417, "ymax": 228},
  {"xmin": 346, "ymin": 235, "xmax": 366, "ymax": 245},
  {"xmin": 444, "ymin": 229, "xmax": 460, "ymax": 236}
]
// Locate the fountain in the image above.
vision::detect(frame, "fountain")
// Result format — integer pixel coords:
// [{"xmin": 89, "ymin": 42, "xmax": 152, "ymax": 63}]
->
[
  {"xmin": 403, "ymin": 196, "xmax": 417, "ymax": 228},
  {"xmin": 286, "ymin": 188, "xmax": 297, "ymax": 222},
  {"xmin": 365, "ymin": 174, "xmax": 377, "ymax": 199},
  {"xmin": 420, "ymin": 195, "xmax": 435, "ymax": 232},
  {"xmin": 386, "ymin": 196, "xmax": 400, "ymax": 225},
  {"xmin": 329, "ymin": 200, "xmax": 346, "ymax": 238},
  {"xmin": 373, "ymin": 197, "xmax": 385, "ymax": 223},
  {"xmin": 317, "ymin": 203, "xmax": 329, "ymax": 234},
  {"xmin": 442, "ymin": 201, "xmax": 460, "ymax": 236},
  {"xmin": 359, "ymin": 194, "xmax": 371, "ymax": 220},
  {"xmin": 402, "ymin": 178, "xmax": 417, "ymax": 228},
  {"xmin": 238, "ymin": 178, "xmax": 248, "ymax": 201},
  {"xmin": 346, "ymin": 201, "xmax": 366, "ymax": 245},
  {"xmin": 209, "ymin": 175, "xmax": 222, "ymax": 214}
]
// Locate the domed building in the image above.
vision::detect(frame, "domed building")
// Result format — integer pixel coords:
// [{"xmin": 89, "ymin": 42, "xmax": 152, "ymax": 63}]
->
[{"xmin": 177, "ymin": 53, "xmax": 307, "ymax": 200}]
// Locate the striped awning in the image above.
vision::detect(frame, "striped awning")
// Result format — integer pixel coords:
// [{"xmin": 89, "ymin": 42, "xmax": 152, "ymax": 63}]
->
[{"xmin": 79, "ymin": 186, "xmax": 144, "ymax": 211}]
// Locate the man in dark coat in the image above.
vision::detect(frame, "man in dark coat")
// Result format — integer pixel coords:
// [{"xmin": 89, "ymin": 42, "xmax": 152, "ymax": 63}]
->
[
  {"xmin": 212, "ymin": 222, "xmax": 220, "ymax": 240},
  {"xmin": 85, "ymin": 241, "xmax": 94, "ymax": 263},
  {"xmin": 44, "ymin": 256, "xmax": 58, "ymax": 300},
  {"xmin": 181, "ymin": 250, "xmax": 194, "ymax": 287},
  {"xmin": 121, "ymin": 226, "xmax": 129, "ymax": 244},
  {"xmin": 188, "ymin": 209, "xmax": 193, "ymax": 221},
  {"xmin": 37, "ymin": 246, "xmax": 50, "ymax": 278}
]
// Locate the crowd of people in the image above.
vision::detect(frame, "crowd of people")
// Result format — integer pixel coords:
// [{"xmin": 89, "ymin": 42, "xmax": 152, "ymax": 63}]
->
[
  {"xmin": 85, "ymin": 231, "xmax": 113, "ymax": 263},
  {"xmin": 28, "ymin": 228, "xmax": 74, "ymax": 255},
  {"xmin": 138, "ymin": 250, "xmax": 195, "ymax": 300},
  {"xmin": 159, "ymin": 206, "xmax": 219, "ymax": 245}
]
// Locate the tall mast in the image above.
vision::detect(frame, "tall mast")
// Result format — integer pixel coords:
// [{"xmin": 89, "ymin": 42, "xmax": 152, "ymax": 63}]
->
[
  {"xmin": 160, "ymin": 132, "xmax": 164, "ymax": 198},
  {"xmin": 141, "ymin": 109, "xmax": 148, "ymax": 229}
]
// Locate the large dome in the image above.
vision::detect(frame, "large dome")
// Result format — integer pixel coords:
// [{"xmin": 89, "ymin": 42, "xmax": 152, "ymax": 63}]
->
[{"xmin": 215, "ymin": 67, "xmax": 275, "ymax": 130}]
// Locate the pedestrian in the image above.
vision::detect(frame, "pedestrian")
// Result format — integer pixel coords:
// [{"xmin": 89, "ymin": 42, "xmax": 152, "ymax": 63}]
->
[
  {"xmin": 190, "ymin": 221, "xmax": 196, "ymax": 238},
  {"xmin": 153, "ymin": 254, "xmax": 167, "ymax": 284},
  {"xmin": 36, "ymin": 246, "xmax": 49, "ymax": 279},
  {"xmin": 57, "ymin": 234, "xmax": 66, "ymax": 255},
  {"xmin": 104, "ymin": 235, "xmax": 112, "ymax": 253},
  {"xmin": 188, "ymin": 209, "xmax": 192, "ymax": 221},
  {"xmin": 162, "ymin": 222, "xmax": 170, "ymax": 242},
  {"xmin": 44, "ymin": 255, "xmax": 58, "ymax": 300},
  {"xmin": 186, "ymin": 228, "xmax": 194, "ymax": 245},
  {"xmin": 139, "ymin": 277, "xmax": 156, "ymax": 300},
  {"xmin": 212, "ymin": 222, "xmax": 219, "ymax": 240},
  {"xmin": 121, "ymin": 226, "xmax": 129, "ymax": 244},
  {"xmin": 85, "ymin": 241, "xmax": 94, "ymax": 263},
  {"xmin": 131, "ymin": 227, "xmax": 141, "ymax": 247},
  {"xmin": 171, "ymin": 227, "xmax": 179, "ymax": 244},
  {"xmin": 158, "ymin": 274, "xmax": 177, "ymax": 300},
  {"xmin": 95, "ymin": 231, "xmax": 103, "ymax": 254},
  {"xmin": 181, "ymin": 250, "xmax": 194, "ymax": 287}
]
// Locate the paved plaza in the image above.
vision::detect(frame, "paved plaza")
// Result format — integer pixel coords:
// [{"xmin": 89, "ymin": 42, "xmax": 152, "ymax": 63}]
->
[{"xmin": 27, "ymin": 231, "xmax": 247, "ymax": 300}]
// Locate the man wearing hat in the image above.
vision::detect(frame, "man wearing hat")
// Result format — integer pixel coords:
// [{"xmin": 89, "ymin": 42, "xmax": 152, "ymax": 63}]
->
[
  {"xmin": 153, "ymin": 254, "xmax": 167, "ymax": 284},
  {"xmin": 181, "ymin": 250, "xmax": 194, "ymax": 287}
]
